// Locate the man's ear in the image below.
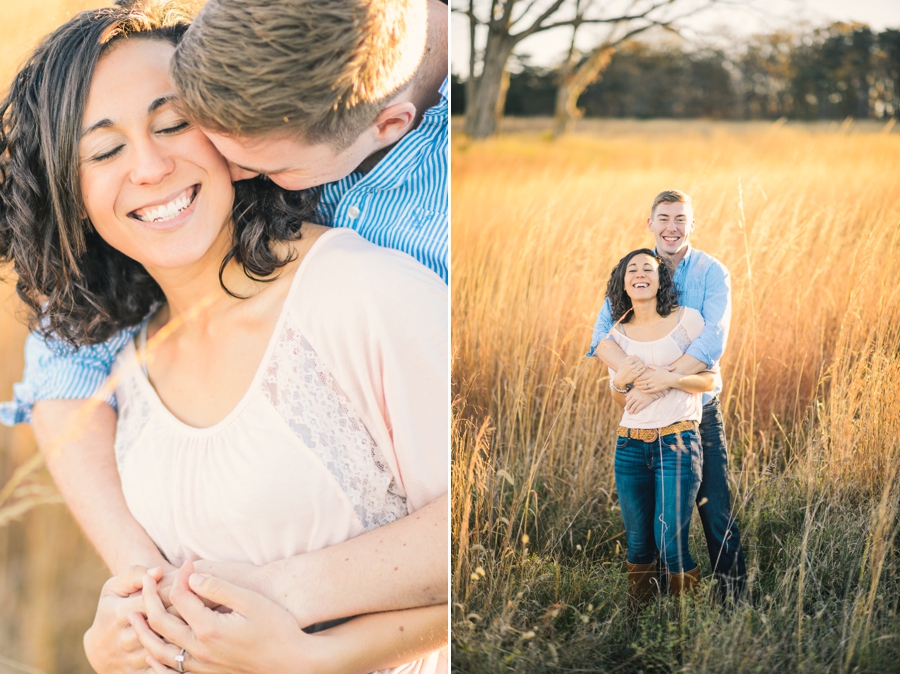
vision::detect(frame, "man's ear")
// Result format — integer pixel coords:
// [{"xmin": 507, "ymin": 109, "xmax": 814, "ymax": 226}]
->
[{"xmin": 372, "ymin": 102, "xmax": 417, "ymax": 144}]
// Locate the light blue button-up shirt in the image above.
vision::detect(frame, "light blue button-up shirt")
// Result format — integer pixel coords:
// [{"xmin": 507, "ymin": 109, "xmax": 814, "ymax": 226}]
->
[
  {"xmin": 0, "ymin": 80, "xmax": 449, "ymax": 426},
  {"xmin": 586, "ymin": 246, "xmax": 731, "ymax": 404},
  {"xmin": 317, "ymin": 78, "xmax": 448, "ymax": 284}
]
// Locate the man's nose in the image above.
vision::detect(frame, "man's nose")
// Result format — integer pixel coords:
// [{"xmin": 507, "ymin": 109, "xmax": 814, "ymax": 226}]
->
[{"xmin": 227, "ymin": 161, "xmax": 259, "ymax": 182}]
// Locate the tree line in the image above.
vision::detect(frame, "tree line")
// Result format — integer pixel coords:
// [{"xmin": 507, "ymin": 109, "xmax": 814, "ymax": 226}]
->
[{"xmin": 452, "ymin": 23, "xmax": 900, "ymax": 127}]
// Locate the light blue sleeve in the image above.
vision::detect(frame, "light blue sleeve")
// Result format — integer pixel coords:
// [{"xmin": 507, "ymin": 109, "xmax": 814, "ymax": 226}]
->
[
  {"xmin": 684, "ymin": 262, "xmax": 731, "ymax": 368},
  {"xmin": 0, "ymin": 327, "xmax": 137, "ymax": 426},
  {"xmin": 586, "ymin": 298, "xmax": 614, "ymax": 357}
]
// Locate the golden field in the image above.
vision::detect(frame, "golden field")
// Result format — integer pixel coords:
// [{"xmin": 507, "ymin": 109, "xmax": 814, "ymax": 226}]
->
[{"xmin": 451, "ymin": 118, "xmax": 900, "ymax": 672}]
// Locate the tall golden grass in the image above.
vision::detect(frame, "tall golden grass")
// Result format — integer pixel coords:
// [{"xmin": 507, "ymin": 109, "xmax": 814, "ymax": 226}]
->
[{"xmin": 452, "ymin": 119, "xmax": 900, "ymax": 672}]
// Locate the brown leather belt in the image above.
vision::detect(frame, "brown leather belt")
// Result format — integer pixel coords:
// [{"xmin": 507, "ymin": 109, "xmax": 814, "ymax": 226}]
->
[{"xmin": 616, "ymin": 420, "xmax": 698, "ymax": 443}]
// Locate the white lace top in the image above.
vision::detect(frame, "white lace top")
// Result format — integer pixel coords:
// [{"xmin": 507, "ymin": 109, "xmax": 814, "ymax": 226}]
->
[
  {"xmin": 112, "ymin": 229, "xmax": 448, "ymax": 674},
  {"xmin": 607, "ymin": 307, "xmax": 706, "ymax": 429}
]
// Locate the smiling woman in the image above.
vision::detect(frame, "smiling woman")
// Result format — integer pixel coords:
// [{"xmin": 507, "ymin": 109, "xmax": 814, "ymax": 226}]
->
[
  {"xmin": 79, "ymin": 40, "xmax": 234, "ymax": 274},
  {"xmin": 601, "ymin": 248, "xmax": 715, "ymax": 603},
  {"xmin": 0, "ymin": 2, "xmax": 447, "ymax": 673}
]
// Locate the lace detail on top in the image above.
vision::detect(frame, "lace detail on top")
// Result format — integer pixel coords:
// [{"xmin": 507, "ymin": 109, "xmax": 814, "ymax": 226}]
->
[
  {"xmin": 262, "ymin": 315, "xmax": 408, "ymax": 531},
  {"xmin": 670, "ymin": 323, "xmax": 693, "ymax": 353},
  {"xmin": 113, "ymin": 355, "xmax": 152, "ymax": 474}
]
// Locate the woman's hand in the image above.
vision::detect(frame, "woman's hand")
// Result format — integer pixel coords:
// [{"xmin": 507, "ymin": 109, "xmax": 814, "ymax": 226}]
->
[
  {"xmin": 84, "ymin": 565, "xmax": 165, "ymax": 674},
  {"xmin": 131, "ymin": 562, "xmax": 315, "ymax": 674},
  {"xmin": 624, "ymin": 388, "xmax": 661, "ymax": 415},
  {"xmin": 633, "ymin": 364, "xmax": 678, "ymax": 394},
  {"xmin": 614, "ymin": 355, "xmax": 646, "ymax": 389}
]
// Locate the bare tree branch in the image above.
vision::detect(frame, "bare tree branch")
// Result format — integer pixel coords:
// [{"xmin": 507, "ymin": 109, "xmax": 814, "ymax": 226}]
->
[
  {"xmin": 508, "ymin": 0, "xmax": 569, "ymax": 41},
  {"xmin": 531, "ymin": 0, "xmax": 683, "ymax": 38},
  {"xmin": 464, "ymin": 0, "xmax": 728, "ymax": 138}
]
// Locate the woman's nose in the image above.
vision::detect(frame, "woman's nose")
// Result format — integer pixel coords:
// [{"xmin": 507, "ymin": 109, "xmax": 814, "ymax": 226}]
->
[{"xmin": 130, "ymin": 140, "xmax": 175, "ymax": 185}]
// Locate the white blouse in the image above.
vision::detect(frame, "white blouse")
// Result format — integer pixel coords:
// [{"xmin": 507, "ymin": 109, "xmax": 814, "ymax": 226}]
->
[
  {"xmin": 113, "ymin": 228, "xmax": 448, "ymax": 674},
  {"xmin": 607, "ymin": 306, "xmax": 706, "ymax": 429}
]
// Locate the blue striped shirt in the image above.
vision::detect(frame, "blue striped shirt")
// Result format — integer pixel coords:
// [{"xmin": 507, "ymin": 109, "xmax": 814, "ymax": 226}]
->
[
  {"xmin": 317, "ymin": 78, "xmax": 448, "ymax": 283},
  {"xmin": 586, "ymin": 246, "xmax": 731, "ymax": 404},
  {"xmin": 0, "ymin": 80, "xmax": 448, "ymax": 425}
]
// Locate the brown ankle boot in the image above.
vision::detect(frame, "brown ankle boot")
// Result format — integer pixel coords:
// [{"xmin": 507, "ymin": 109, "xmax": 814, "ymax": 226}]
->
[
  {"xmin": 626, "ymin": 561, "xmax": 657, "ymax": 607},
  {"xmin": 667, "ymin": 565, "xmax": 701, "ymax": 597}
]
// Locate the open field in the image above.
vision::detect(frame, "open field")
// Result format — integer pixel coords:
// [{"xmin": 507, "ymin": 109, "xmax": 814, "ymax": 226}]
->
[{"xmin": 451, "ymin": 119, "xmax": 900, "ymax": 672}]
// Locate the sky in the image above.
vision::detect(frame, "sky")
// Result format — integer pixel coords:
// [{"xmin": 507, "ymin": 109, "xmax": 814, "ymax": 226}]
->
[{"xmin": 451, "ymin": 0, "xmax": 900, "ymax": 75}]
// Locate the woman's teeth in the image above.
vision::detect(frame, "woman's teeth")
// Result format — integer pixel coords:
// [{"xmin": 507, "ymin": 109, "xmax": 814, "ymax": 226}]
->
[{"xmin": 134, "ymin": 188, "xmax": 195, "ymax": 223}]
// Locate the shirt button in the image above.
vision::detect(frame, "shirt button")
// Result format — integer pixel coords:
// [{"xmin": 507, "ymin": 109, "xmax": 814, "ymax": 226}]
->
[{"xmin": 347, "ymin": 206, "xmax": 360, "ymax": 219}]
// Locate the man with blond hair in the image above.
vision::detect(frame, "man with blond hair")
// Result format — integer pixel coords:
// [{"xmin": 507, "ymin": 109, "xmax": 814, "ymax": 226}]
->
[
  {"xmin": 2, "ymin": 0, "xmax": 449, "ymax": 666},
  {"xmin": 171, "ymin": 0, "xmax": 448, "ymax": 282},
  {"xmin": 588, "ymin": 189, "xmax": 747, "ymax": 601}
]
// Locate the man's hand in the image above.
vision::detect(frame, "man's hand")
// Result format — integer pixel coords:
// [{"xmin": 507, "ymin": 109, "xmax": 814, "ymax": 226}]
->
[
  {"xmin": 158, "ymin": 562, "xmax": 225, "ymax": 614},
  {"xmin": 84, "ymin": 566, "xmax": 164, "ymax": 674},
  {"xmin": 634, "ymin": 365, "xmax": 678, "ymax": 394},
  {"xmin": 614, "ymin": 355, "xmax": 646, "ymax": 389},
  {"xmin": 624, "ymin": 388, "xmax": 662, "ymax": 415}
]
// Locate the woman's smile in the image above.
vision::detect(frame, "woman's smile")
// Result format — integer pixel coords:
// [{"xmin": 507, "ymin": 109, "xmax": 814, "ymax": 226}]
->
[
  {"xmin": 129, "ymin": 184, "xmax": 199, "ymax": 226},
  {"xmin": 127, "ymin": 184, "xmax": 203, "ymax": 234}
]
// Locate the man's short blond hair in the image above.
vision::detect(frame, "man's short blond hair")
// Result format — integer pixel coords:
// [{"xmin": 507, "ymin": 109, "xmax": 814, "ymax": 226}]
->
[
  {"xmin": 171, "ymin": 0, "xmax": 428, "ymax": 149},
  {"xmin": 651, "ymin": 190, "xmax": 693, "ymax": 216}
]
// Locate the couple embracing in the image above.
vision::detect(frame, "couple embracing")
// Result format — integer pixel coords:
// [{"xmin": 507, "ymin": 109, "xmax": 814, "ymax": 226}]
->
[
  {"xmin": 588, "ymin": 190, "xmax": 746, "ymax": 607},
  {"xmin": 0, "ymin": 0, "xmax": 448, "ymax": 671}
]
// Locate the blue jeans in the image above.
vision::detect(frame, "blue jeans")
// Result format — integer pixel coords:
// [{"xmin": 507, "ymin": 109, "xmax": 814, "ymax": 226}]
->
[
  {"xmin": 614, "ymin": 428, "xmax": 703, "ymax": 574},
  {"xmin": 697, "ymin": 397, "xmax": 747, "ymax": 597}
]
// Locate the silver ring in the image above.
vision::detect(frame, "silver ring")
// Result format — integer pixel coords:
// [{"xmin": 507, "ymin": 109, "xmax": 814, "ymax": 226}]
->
[{"xmin": 175, "ymin": 648, "xmax": 186, "ymax": 673}]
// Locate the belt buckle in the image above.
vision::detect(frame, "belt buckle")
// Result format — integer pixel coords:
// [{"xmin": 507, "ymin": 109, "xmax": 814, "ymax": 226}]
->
[{"xmin": 632, "ymin": 428, "xmax": 657, "ymax": 442}]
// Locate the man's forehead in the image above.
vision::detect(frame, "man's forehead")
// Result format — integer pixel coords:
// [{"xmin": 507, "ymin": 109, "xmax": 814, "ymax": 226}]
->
[
  {"xmin": 204, "ymin": 129, "xmax": 324, "ymax": 172},
  {"xmin": 654, "ymin": 202, "xmax": 692, "ymax": 217}
]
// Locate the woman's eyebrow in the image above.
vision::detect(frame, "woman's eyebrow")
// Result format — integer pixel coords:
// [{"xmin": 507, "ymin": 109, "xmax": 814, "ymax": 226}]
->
[
  {"xmin": 81, "ymin": 118, "xmax": 113, "ymax": 138},
  {"xmin": 81, "ymin": 94, "xmax": 179, "ymax": 137},
  {"xmin": 148, "ymin": 94, "xmax": 179, "ymax": 114}
]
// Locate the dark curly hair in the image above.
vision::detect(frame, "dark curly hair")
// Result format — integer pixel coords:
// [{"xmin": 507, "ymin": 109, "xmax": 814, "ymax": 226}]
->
[
  {"xmin": 0, "ymin": 0, "xmax": 317, "ymax": 346},
  {"xmin": 605, "ymin": 248, "xmax": 679, "ymax": 323}
]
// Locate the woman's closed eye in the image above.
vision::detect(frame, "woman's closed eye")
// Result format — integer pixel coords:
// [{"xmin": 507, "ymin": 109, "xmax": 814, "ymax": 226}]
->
[
  {"xmin": 157, "ymin": 120, "xmax": 190, "ymax": 134},
  {"xmin": 88, "ymin": 145, "xmax": 124, "ymax": 162}
]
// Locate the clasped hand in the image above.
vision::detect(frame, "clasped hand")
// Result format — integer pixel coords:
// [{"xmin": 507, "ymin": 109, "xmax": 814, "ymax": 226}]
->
[
  {"xmin": 87, "ymin": 561, "xmax": 320, "ymax": 674},
  {"xmin": 612, "ymin": 357, "xmax": 675, "ymax": 415},
  {"xmin": 634, "ymin": 364, "xmax": 678, "ymax": 394}
]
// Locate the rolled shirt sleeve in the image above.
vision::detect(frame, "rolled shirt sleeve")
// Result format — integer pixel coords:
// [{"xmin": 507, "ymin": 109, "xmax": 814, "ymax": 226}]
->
[
  {"xmin": 683, "ymin": 261, "xmax": 731, "ymax": 369},
  {"xmin": 586, "ymin": 298, "xmax": 615, "ymax": 357},
  {"xmin": 0, "ymin": 328, "xmax": 137, "ymax": 426}
]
